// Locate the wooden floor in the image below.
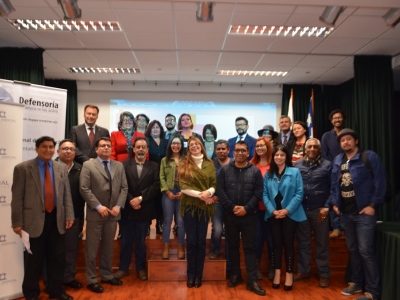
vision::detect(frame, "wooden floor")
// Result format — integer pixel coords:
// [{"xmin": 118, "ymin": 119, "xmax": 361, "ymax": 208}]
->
[{"xmin": 14, "ymin": 223, "xmax": 352, "ymax": 300}]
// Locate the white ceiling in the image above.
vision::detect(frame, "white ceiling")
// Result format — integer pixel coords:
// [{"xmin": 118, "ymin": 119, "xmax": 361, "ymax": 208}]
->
[{"xmin": 0, "ymin": 0, "xmax": 400, "ymax": 87}]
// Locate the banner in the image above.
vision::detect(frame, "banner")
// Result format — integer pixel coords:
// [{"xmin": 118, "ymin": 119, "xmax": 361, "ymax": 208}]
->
[
  {"xmin": 0, "ymin": 102, "xmax": 24, "ymax": 300},
  {"xmin": 0, "ymin": 79, "xmax": 67, "ymax": 299},
  {"xmin": 0, "ymin": 79, "xmax": 67, "ymax": 161}
]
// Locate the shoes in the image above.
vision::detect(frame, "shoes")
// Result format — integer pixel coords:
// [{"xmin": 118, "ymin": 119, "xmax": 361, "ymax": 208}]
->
[
  {"xmin": 64, "ymin": 279, "xmax": 82, "ymax": 289},
  {"xmin": 228, "ymin": 275, "xmax": 243, "ymax": 287},
  {"xmin": 319, "ymin": 277, "xmax": 330, "ymax": 288},
  {"xmin": 272, "ymin": 283, "xmax": 280, "ymax": 289},
  {"xmin": 137, "ymin": 269, "xmax": 148, "ymax": 281},
  {"xmin": 178, "ymin": 245, "xmax": 185, "ymax": 259},
  {"xmin": 246, "ymin": 281, "xmax": 266, "ymax": 296},
  {"xmin": 101, "ymin": 277, "xmax": 123, "ymax": 286},
  {"xmin": 293, "ymin": 273, "xmax": 310, "ymax": 282},
  {"xmin": 115, "ymin": 270, "xmax": 130, "ymax": 279},
  {"xmin": 330, "ymin": 229, "xmax": 342, "ymax": 239},
  {"xmin": 162, "ymin": 243, "xmax": 169, "ymax": 259},
  {"xmin": 194, "ymin": 277, "xmax": 202, "ymax": 288},
  {"xmin": 87, "ymin": 283, "xmax": 104, "ymax": 293},
  {"xmin": 209, "ymin": 251, "xmax": 219, "ymax": 259},
  {"xmin": 342, "ymin": 282, "xmax": 362, "ymax": 296},
  {"xmin": 353, "ymin": 292, "xmax": 376, "ymax": 300},
  {"xmin": 284, "ymin": 284, "xmax": 293, "ymax": 291},
  {"xmin": 49, "ymin": 293, "xmax": 74, "ymax": 300},
  {"xmin": 187, "ymin": 278, "xmax": 195, "ymax": 288}
]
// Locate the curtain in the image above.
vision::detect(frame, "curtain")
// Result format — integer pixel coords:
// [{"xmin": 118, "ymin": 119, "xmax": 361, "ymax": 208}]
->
[
  {"xmin": 0, "ymin": 48, "xmax": 45, "ymax": 85},
  {"xmin": 45, "ymin": 79, "xmax": 78, "ymax": 138},
  {"xmin": 353, "ymin": 55, "xmax": 395, "ymax": 221}
]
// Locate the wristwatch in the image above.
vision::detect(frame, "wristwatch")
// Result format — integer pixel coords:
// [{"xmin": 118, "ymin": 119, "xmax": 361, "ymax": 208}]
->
[
  {"xmin": 138, "ymin": 196, "xmax": 143, "ymax": 202},
  {"xmin": 324, "ymin": 207, "xmax": 329, "ymax": 212}
]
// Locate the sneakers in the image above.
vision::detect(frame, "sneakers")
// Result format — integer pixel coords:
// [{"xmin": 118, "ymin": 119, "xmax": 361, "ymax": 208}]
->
[
  {"xmin": 319, "ymin": 277, "xmax": 330, "ymax": 288},
  {"xmin": 114, "ymin": 270, "xmax": 129, "ymax": 279},
  {"xmin": 293, "ymin": 273, "xmax": 310, "ymax": 282},
  {"xmin": 353, "ymin": 292, "xmax": 376, "ymax": 300},
  {"xmin": 330, "ymin": 229, "xmax": 342, "ymax": 239},
  {"xmin": 342, "ymin": 282, "xmax": 362, "ymax": 296},
  {"xmin": 209, "ymin": 251, "xmax": 219, "ymax": 259}
]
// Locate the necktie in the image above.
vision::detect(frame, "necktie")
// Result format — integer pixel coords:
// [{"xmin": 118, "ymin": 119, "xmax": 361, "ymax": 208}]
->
[
  {"xmin": 283, "ymin": 134, "xmax": 288, "ymax": 145},
  {"xmin": 44, "ymin": 162, "xmax": 54, "ymax": 213},
  {"xmin": 103, "ymin": 161, "xmax": 112, "ymax": 197},
  {"xmin": 89, "ymin": 127, "xmax": 95, "ymax": 146},
  {"xmin": 239, "ymin": 136, "xmax": 243, "ymax": 142}
]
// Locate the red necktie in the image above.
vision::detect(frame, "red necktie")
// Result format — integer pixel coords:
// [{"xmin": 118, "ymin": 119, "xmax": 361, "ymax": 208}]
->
[
  {"xmin": 44, "ymin": 162, "xmax": 54, "ymax": 213},
  {"xmin": 89, "ymin": 127, "xmax": 95, "ymax": 146}
]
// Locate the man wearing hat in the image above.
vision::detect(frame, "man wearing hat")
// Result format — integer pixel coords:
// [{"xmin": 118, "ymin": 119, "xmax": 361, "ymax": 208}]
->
[
  {"xmin": 330, "ymin": 128, "xmax": 386, "ymax": 300},
  {"xmin": 257, "ymin": 125, "xmax": 278, "ymax": 147}
]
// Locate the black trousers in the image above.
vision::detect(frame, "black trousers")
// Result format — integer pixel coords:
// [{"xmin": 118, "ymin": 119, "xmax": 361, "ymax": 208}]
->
[
  {"xmin": 225, "ymin": 212, "xmax": 257, "ymax": 282},
  {"xmin": 268, "ymin": 216, "xmax": 298, "ymax": 273},
  {"xmin": 23, "ymin": 210, "xmax": 66, "ymax": 298}
]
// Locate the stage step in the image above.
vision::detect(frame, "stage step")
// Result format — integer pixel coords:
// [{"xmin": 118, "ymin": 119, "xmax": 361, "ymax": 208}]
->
[{"xmin": 147, "ymin": 248, "xmax": 226, "ymax": 281}]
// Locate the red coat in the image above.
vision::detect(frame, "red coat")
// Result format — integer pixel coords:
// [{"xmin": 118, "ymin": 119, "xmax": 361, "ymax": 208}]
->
[{"xmin": 110, "ymin": 130, "xmax": 146, "ymax": 162}]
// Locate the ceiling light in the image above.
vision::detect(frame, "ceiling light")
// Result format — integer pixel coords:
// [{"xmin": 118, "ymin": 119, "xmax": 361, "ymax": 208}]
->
[
  {"xmin": 8, "ymin": 19, "xmax": 121, "ymax": 31},
  {"xmin": 217, "ymin": 70, "xmax": 287, "ymax": 77},
  {"xmin": 58, "ymin": 0, "xmax": 81, "ymax": 20},
  {"xmin": 229, "ymin": 25, "xmax": 333, "ymax": 37},
  {"xmin": 68, "ymin": 67, "xmax": 140, "ymax": 74},
  {"xmin": 196, "ymin": 2, "xmax": 215, "ymax": 22},
  {"xmin": 383, "ymin": 8, "xmax": 400, "ymax": 27},
  {"xmin": 319, "ymin": 6, "xmax": 345, "ymax": 27},
  {"xmin": 0, "ymin": 0, "xmax": 15, "ymax": 17}
]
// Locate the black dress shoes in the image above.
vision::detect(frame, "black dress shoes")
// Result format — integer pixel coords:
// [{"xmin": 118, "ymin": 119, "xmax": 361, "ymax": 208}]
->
[
  {"xmin": 101, "ymin": 277, "xmax": 123, "ymax": 286},
  {"xmin": 49, "ymin": 293, "xmax": 74, "ymax": 300},
  {"xmin": 187, "ymin": 278, "xmax": 195, "ymax": 288},
  {"xmin": 246, "ymin": 282, "xmax": 266, "ymax": 296},
  {"xmin": 64, "ymin": 279, "xmax": 82, "ymax": 289},
  {"xmin": 228, "ymin": 275, "xmax": 243, "ymax": 287},
  {"xmin": 194, "ymin": 278, "xmax": 202, "ymax": 288},
  {"xmin": 272, "ymin": 283, "xmax": 280, "ymax": 289},
  {"xmin": 87, "ymin": 282, "xmax": 104, "ymax": 293},
  {"xmin": 284, "ymin": 284, "xmax": 293, "ymax": 291}
]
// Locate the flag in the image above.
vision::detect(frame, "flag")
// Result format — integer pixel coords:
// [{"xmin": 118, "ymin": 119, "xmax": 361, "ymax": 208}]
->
[
  {"xmin": 288, "ymin": 88, "xmax": 294, "ymax": 122},
  {"xmin": 307, "ymin": 89, "xmax": 314, "ymax": 138}
]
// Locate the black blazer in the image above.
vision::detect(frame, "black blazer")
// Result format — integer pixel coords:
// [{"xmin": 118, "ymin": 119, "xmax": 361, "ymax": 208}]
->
[
  {"xmin": 122, "ymin": 159, "xmax": 160, "ymax": 221},
  {"xmin": 69, "ymin": 124, "xmax": 110, "ymax": 164}
]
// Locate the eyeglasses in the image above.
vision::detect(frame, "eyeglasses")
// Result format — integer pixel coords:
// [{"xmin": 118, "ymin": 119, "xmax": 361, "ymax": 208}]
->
[
  {"xmin": 255, "ymin": 144, "xmax": 266, "ymax": 149},
  {"xmin": 137, "ymin": 118, "xmax": 147, "ymax": 122},
  {"xmin": 306, "ymin": 145, "xmax": 320, "ymax": 149},
  {"xmin": 98, "ymin": 144, "xmax": 111, "ymax": 148},
  {"xmin": 235, "ymin": 123, "xmax": 247, "ymax": 127},
  {"xmin": 234, "ymin": 149, "xmax": 247, "ymax": 153},
  {"xmin": 60, "ymin": 147, "xmax": 75, "ymax": 152},
  {"xmin": 165, "ymin": 119, "xmax": 175, "ymax": 123}
]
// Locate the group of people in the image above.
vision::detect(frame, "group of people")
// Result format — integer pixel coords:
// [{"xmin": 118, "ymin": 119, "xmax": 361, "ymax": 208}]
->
[{"xmin": 11, "ymin": 105, "xmax": 386, "ymax": 300}]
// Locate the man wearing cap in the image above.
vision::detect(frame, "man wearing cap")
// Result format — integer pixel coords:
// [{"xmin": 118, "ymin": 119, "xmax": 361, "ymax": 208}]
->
[
  {"xmin": 321, "ymin": 109, "xmax": 346, "ymax": 238},
  {"xmin": 228, "ymin": 116, "xmax": 256, "ymax": 160},
  {"xmin": 257, "ymin": 125, "xmax": 278, "ymax": 148},
  {"xmin": 293, "ymin": 138, "xmax": 331, "ymax": 288},
  {"xmin": 331, "ymin": 128, "xmax": 386, "ymax": 300}
]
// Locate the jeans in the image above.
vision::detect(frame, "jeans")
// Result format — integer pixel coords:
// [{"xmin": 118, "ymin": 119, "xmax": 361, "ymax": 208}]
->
[
  {"xmin": 210, "ymin": 202, "xmax": 224, "ymax": 253},
  {"xmin": 162, "ymin": 186, "xmax": 185, "ymax": 245},
  {"xmin": 118, "ymin": 218, "xmax": 148, "ymax": 272},
  {"xmin": 225, "ymin": 213, "xmax": 257, "ymax": 282},
  {"xmin": 340, "ymin": 213, "xmax": 380, "ymax": 298},
  {"xmin": 255, "ymin": 210, "xmax": 273, "ymax": 262},
  {"xmin": 183, "ymin": 209, "xmax": 209, "ymax": 280},
  {"xmin": 296, "ymin": 209, "xmax": 330, "ymax": 277}
]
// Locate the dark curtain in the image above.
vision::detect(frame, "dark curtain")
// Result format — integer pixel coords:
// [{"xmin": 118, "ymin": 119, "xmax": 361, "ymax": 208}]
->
[
  {"xmin": 353, "ymin": 55, "xmax": 395, "ymax": 221},
  {"xmin": 45, "ymin": 79, "xmax": 78, "ymax": 138},
  {"xmin": 0, "ymin": 48, "xmax": 45, "ymax": 85}
]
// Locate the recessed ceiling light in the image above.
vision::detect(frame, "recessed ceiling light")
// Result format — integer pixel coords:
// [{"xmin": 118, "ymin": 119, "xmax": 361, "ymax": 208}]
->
[
  {"xmin": 8, "ymin": 19, "xmax": 121, "ymax": 31},
  {"xmin": 229, "ymin": 25, "xmax": 332, "ymax": 37},
  {"xmin": 217, "ymin": 70, "xmax": 287, "ymax": 77},
  {"xmin": 68, "ymin": 67, "xmax": 140, "ymax": 74}
]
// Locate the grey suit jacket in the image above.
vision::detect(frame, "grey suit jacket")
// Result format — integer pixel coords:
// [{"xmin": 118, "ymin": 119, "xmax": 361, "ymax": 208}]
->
[
  {"xmin": 69, "ymin": 123, "xmax": 110, "ymax": 164},
  {"xmin": 80, "ymin": 158, "xmax": 128, "ymax": 222},
  {"xmin": 11, "ymin": 158, "xmax": 74, "ymax": 238}
]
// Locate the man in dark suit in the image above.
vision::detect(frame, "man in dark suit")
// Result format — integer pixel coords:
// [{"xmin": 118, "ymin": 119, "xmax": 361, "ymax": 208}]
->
[
  {"xmin": 277, "ymin": 115, "xmax": 295, "ymax": 146},
  {"xmin": 228, "ymin": 116, "xmax": 256, "ymax": 160},
  {"xmin": 11, "ymin": 136, "xmax": 74, "ymax": 300},
  {"xmin": 80, "ymin": 137, "xmax": 128, "ymax": 293},
  {"xmin": 69, "ymin": 104, "xmax": 110, "ymax": 165},
  {"xmin": 56, "ymin": 139, "xmax": 85, "ymax": 290},
  {"xmin": 114, "ymin": 137, "xmax": 160, "ymax": 281}
]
